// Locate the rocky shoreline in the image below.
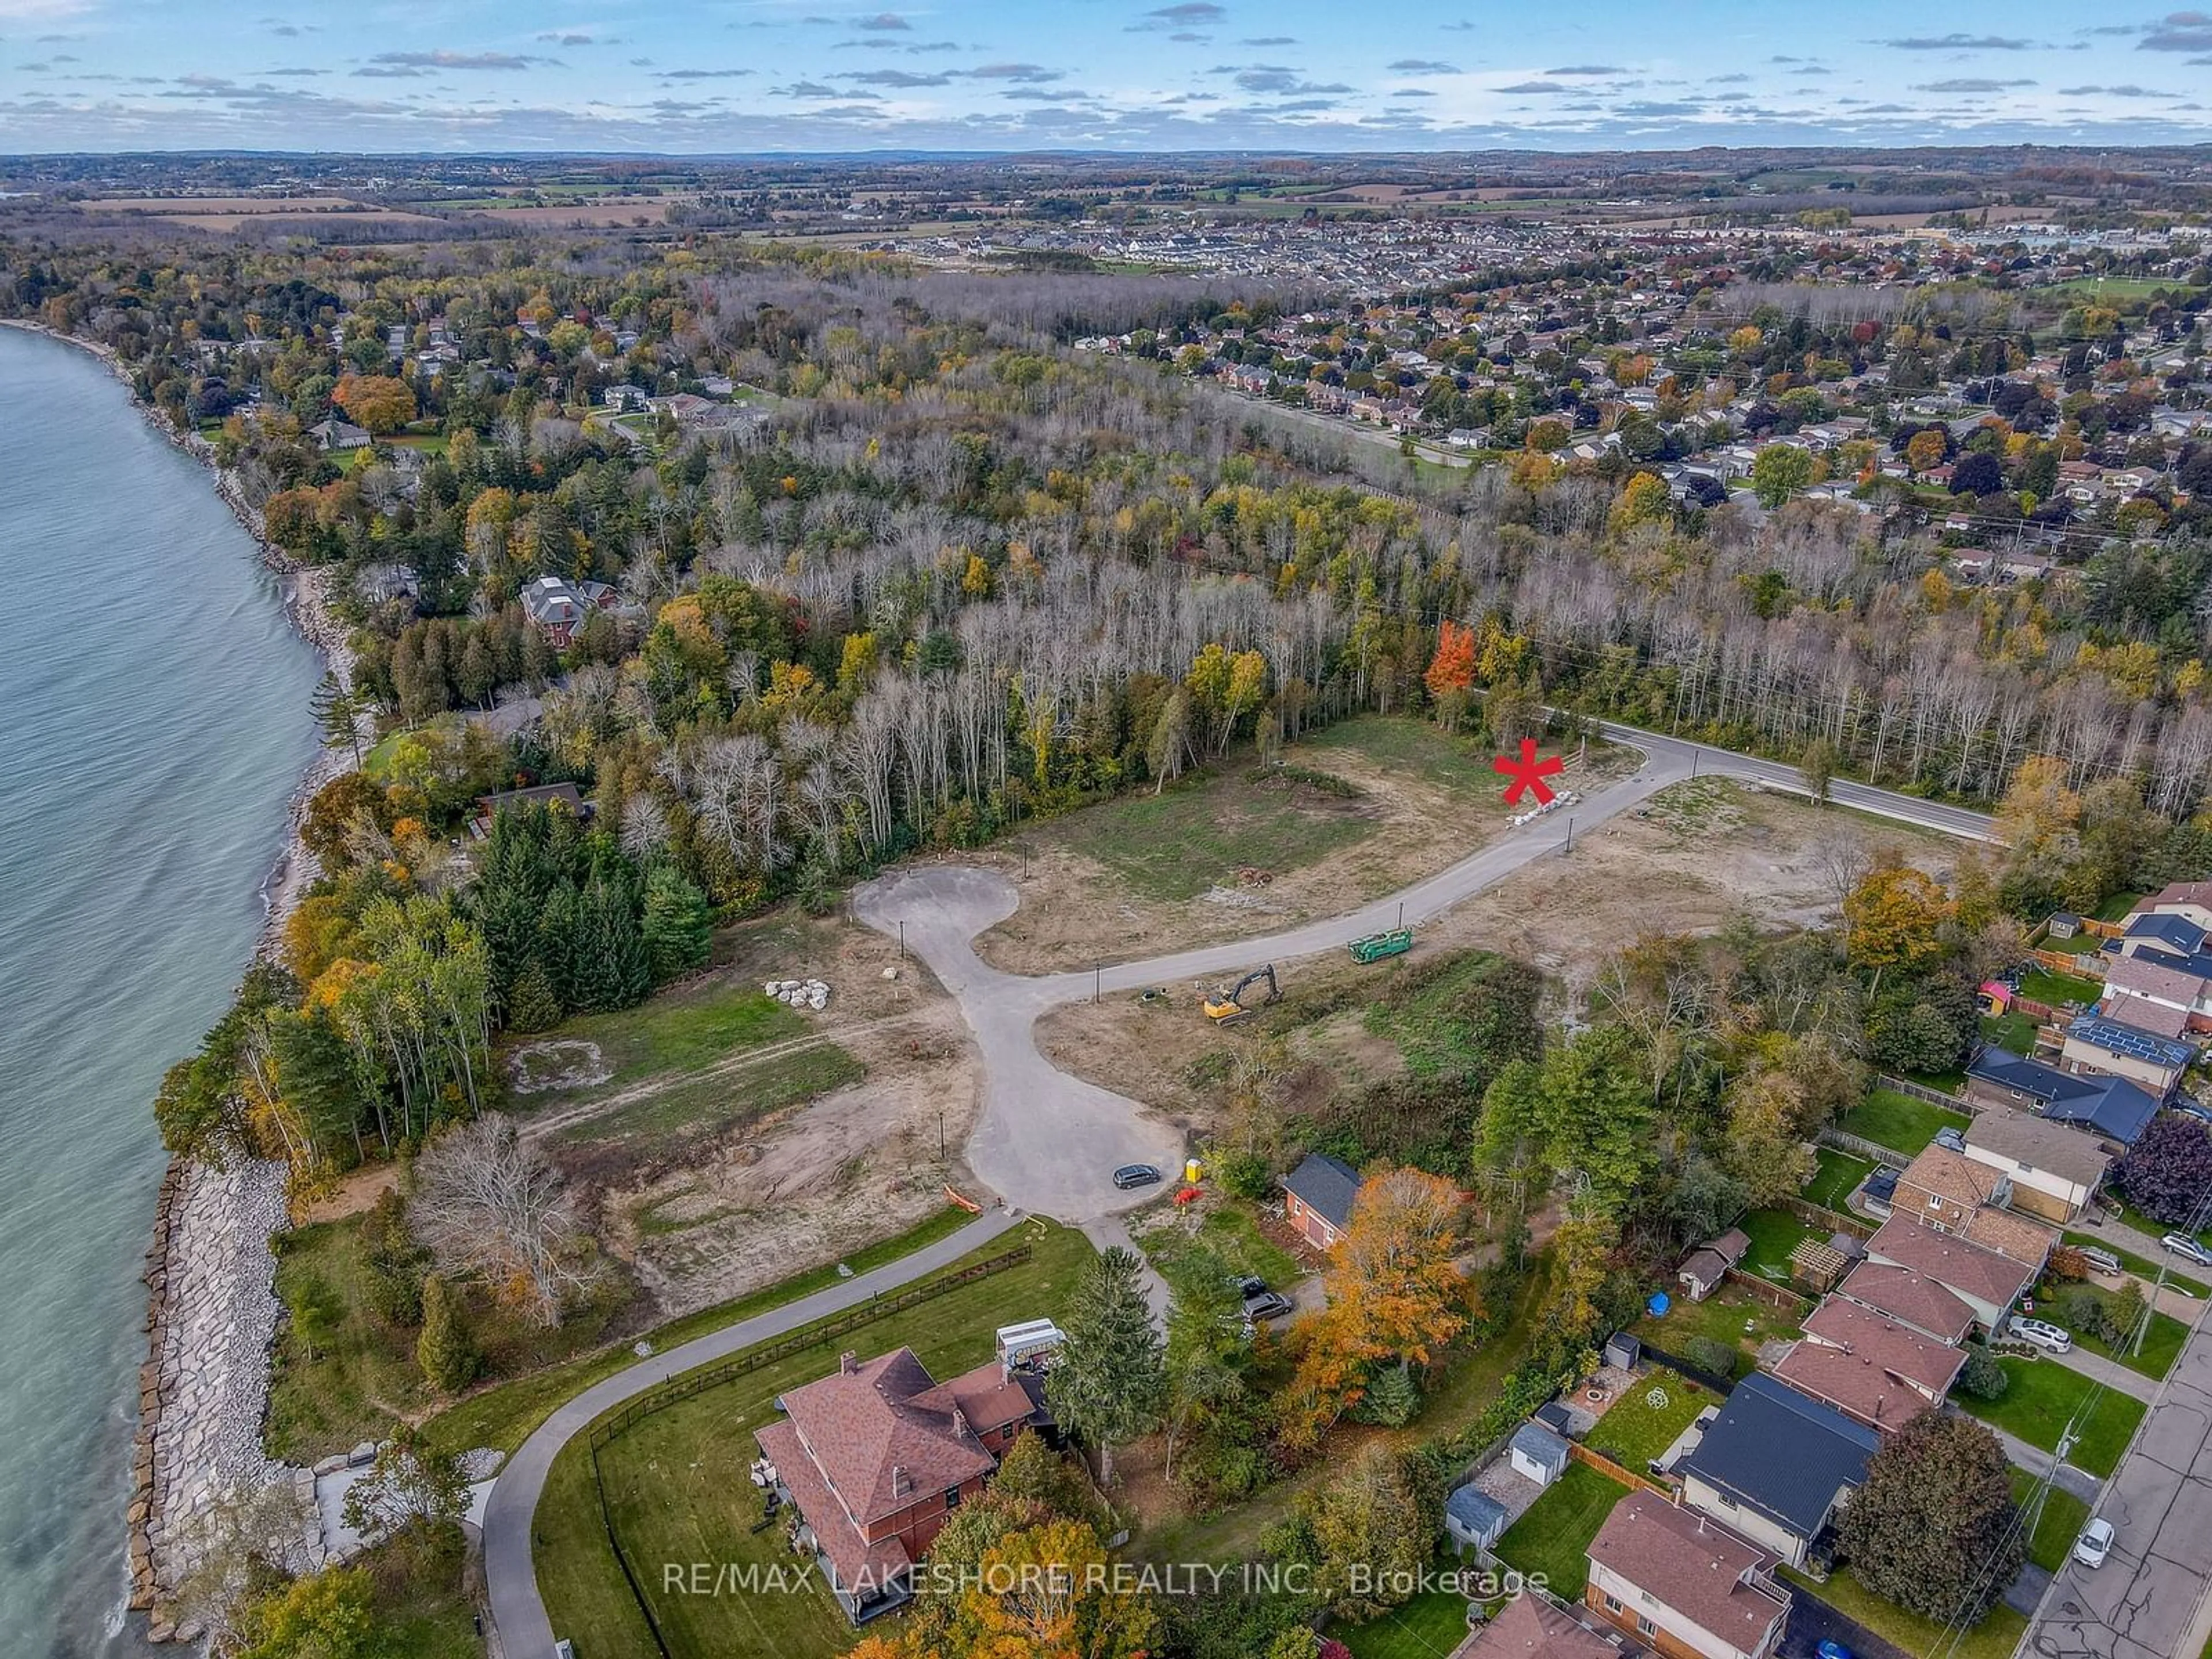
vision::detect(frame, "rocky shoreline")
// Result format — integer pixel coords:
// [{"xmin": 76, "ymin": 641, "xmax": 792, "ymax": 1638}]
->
[{"xmin": 13, "ymin": 315, "xmax": 372, "ymax": 1642}]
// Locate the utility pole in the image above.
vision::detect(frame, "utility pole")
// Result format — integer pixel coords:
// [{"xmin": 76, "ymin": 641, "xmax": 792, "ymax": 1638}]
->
[
  {"xmin": 1564, "ymin": 816, "xmax": 1575, "ymax": 852},
  {"xmin": 1094, "ymin": 961, "xmax": 1101, "ymax": 1004},
  {"xmin": 898, "ymin": 920, "xmax": 906, "ymax": 961}
]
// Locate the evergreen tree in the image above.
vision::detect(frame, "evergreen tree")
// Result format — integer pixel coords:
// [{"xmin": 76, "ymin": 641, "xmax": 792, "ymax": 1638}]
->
[
  {"xmin": 504, "ymin": 959, "xmax": 563, "ymax": 1033},
  {"xmin": 309, "ymin": 671, "xmax": 363, "ymax": 766},
  {"xmin": 415, "ymin": 1274, "xmax": 480, "ymax": 1396},
  {"xmin": 268, "ymin": 1006, "xmax": 370, "ymax": 1166},
  {"xmin": 642, "ymin": 862, "xmax": 715, "ymax": 984},
  {"xmin": 1047, "ymin": 1247, "xmax": 1165, "ymax": 1481}
]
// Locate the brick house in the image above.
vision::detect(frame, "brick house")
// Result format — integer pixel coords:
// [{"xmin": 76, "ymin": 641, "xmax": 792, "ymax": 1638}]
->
[
  {"xmin": 1281, "ymin": 1153, "xmax": 1363, "ymax": 1251},
  {"xmin": 1586, "ymin": 1491, "xmax": 1793, "ymax": 1659},
  {"xmin": 755, "ymin": 1346, "xmax": 1050, "ymax": 1622}
]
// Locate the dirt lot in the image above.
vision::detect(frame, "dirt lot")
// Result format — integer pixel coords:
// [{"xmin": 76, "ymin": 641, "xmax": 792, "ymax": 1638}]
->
[
  {"xmin": 976, "ymin": 718, "xmax": 1637, "ymax": 975},
  {"xmin": 512, "ymin": 911, "xmax": 986, "ymax": 1320},
  {"xmin": 1035, "ymin": 778, "xmax": 1953, "ymax": 1137}
]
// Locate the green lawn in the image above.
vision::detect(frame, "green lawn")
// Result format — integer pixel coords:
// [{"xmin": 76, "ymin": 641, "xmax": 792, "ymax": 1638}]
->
[
  {"xmin": 1135, "ymin": 1199, "xmax": 1300, "ymax": 1292},
  {"xmin": 2051, "ymin": 1281, "xmax": 2190, "ymax": 1380},
  {"xmin": 1956, "ymin": 1356, "xmax": 2147, "ymax": 1477},
  {"xmin": 2020, "ymin": 968, "xmax": 2103, "ymax": 1009},
  {"xmin": 1635, "ymin": 1284, "xmax": 1803, "ymax": 1379},
  {"xmin": 1980, "ymin": 1010, "xmax": 2038, "ymax": 1056},
  {"xmin": 1836, "ymin": 1088, "xmax": 1971, "ymax": 1156},
  {"xmin": 1588, "ymin": 1370, "xmax": 1717, "ymax": 1468},
  {"xmin": 1740, "ymin": 1208, "xmax": 1819, "ymax": 1282},
  {"xmin": 549, "ymin": 1041, "xmax": 863, "ymax": 1147},
  {"xmin": 2009, "ymin": 1467, "xmax": 2092, "ymax": 1574},
  {"xmin": 1339, "ymin": 1584, "xmax": 1478, "ymax": 1659},
  {"xmin": 1804, "ymin": 1150, "xmax": 1873, "ymax": 1213},
  {"xmin": 1296, "ymin": 714, "xmax": 1524, "ymax": 800},
  {"xmin": 421, "ymin": 1206, "xmax": 978, "ymax": 1460},
  {"xmin": 1493, "ymin": 1464, "xmax": 1631, "ymax": 1599},
  {"xmin": 2093, "ymin": 892, "xmax": 2142, "ymax": 923},
  {"xmin": 2061, "ymin": 1230, "xmax": 2211, "ymax": 1297},
  {"xmin": 1784, "ymin": 1565, "xmax": 2027, "ymax": 1659},
  {"xmin": 266, "ymin": 1213, "xmax": 624, "ymax": 1464},
  {"xmin": 538, "ymin": 1219, "xmax": 1096, "ymax": 1659}
]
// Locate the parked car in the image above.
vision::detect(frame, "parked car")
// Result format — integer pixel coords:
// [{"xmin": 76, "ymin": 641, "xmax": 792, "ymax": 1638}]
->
[
  {"xmin": 2011, "ymin": 1316, "xmax": 2074, "ymax": 1354},
  {"xmin": 2161, "ymin": 1233, "xmax": 2212, "ymax": 1268},
  {"xmin": 1934, "ymin": 1126, "xmax": 1968, "ymax": 1153},
  {"xmin": 1817, "ymin": 1639, "xmax": 1855, "ymax": 1659},
  {"xmin": 1234, "ymin": 1275, "xmax": 1294, "ymax": 1321},
  {"xmin": 2073, "ymin": 1245, "xmax": 2124, "ymax": 1277},
  {"xmin": 1112, "ymin": 1164, "xmax": 1162, "ymax": 1190},
  {"xmin": 2074, "ymin": 1517, "xmax": 2116, "ymax": 1569}
]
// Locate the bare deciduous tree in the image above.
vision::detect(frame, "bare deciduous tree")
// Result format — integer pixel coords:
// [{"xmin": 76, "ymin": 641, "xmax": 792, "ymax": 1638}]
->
[{"xmin": 412, "ymin": 1113, "xmax": 600, "ymax": 1328}]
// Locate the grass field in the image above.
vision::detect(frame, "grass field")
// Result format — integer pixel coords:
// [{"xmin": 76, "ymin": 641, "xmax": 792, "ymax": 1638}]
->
[
  {"xmin": 421, "ymin": 1206, "xmax": 979, "ymax": 1460},
  {"xmin": 1740, "ymin": 1208, "xmax": 1819, "ymax": 1281},
  {"xmin": 1493, "ymin": 1463, "xmax": 1631, "ymax": 1599},
  {"xmin": 1786, "ymin": 1564, "xmax": 2027, "ymax": 1659},
  {"xmin": 1588, "ymin": 1370, "xmax": 1715, "ymax": 1468},
  {"xmin": 520, "ymin": 975, "xmax": 808, "ymax": 1096},
  {"xmin": 266, "ymin": 1214, "xmax": 623, "ymax": 1463},
  {"xmin": 1804, "ymin": 1150, "xmax": 1873, "ymax": 1212},
  {"xmin": 537, "ymin": 1218, "xmax": 1094, "ymax": 1659},
  {"xmin": 550, "ymin": 1041, "xmax": 864, "ymax": 1147},
  {"xmin": 1956, "ymin": 1355, "xmax": 2146, "ymax": 1477},
  {"xmin": 2010, "ymin": 1467, "xmax": 2091, "ymax": 1574},
  {"xmin": 1340, "ymin": 1584, "xmax": 1479, "ymax": 1658},
  {"xmin": 2051, "ymin": 1281, "xmax": 2190, "ymax": 1380},
  {"xmin": 1836, "ymin": 1088, "xmax": 1971, "ymax": 1156},
  {"xmin": 1981, "ymin": 1010, "xmax": 2038, "ymax": 1056},
  {"xmin": 2020, "ymin": 968, "xmax": 2103, "ymax": 1009}
]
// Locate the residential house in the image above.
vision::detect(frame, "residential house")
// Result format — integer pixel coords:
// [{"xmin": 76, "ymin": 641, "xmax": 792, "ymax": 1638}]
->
[
  {"xmin": 1960, "ymin": 1110, "xmax": 2112, "ymax": 1223},
  {"xmin": 601, "ymin": 383, "xmax": 650, "ymax": 413},
  {"xmin": 1964, "ymin": 1051, "xmax": 2161, "ymax": 1146},
  {"xmin": 1447, "ymin": 1585, "xmax": 1625, "ymax": 1659},
  {"xmin": 1281, "ymin": 1153, "xmax": 1363, "ymax": 1251},
  {"xmin": 520, "ymin": 574, "xmax": 619, "ymax": 647},
  {"xmin": 1834, "ymin": 1262, "xmax": 1976, "ymax": 1345},
  {"xmin": 1861, "ymin": 1216, "xmax": 2037, "ymax": 1334},
  {"xmin": 754, "ymin": 1344, "xmax": 1050, "ymax": 1622},
  {"xmin": 308, "ymin": 417, "xmax": 371, "ymax": 452},
  {"xmin": 1677, "ymin": 1230, "xmax": 1751, "ymax": 1302},
  {"xmin": 1768, "ymin": 1298, "xmax": 1965, "ymax": 1434},
  {"xmin": 470, "ymin": 781, "xmax": 587, "ymax": 838},
  {"xmin": 2059, "ymin": 1015, "xmax": 2196, "ymax": 1099},
  {"xmin": 1888, "ymin": 1146, "xmax": 2056, "ymax": 1267},
  {"xmin": 1677, "ymin": 1372, "xmax": 1880, "ymax": 1568},
  {"xmin": 1585, "ymin": 1491, "xmax": 1793, "ymax": 1659},
  {"xmin": 1509, "ymin": 1422, "xmax": 1571, "ymax": 1489},
  {"xmin": 2100, "ymin": 954, "xmax": 2210, "ymax": 1039}
]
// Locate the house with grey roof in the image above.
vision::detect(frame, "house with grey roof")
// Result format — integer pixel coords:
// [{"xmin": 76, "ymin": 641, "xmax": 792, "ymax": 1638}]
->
[
  {"xmin": 1281, "ymin": 1153, "xmax": 1363, "ymax": 1251},
  {"xmin": 1677, "ymin": 1372, "xmax": 1878, "ymax": 1567}
]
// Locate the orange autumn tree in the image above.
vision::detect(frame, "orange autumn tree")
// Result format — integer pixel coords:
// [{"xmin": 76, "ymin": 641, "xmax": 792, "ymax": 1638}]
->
[
  {"xmin": 1424, "ymin": 620, "xmax": 1477, "ymax": 727},
  {"xmin": 1280, "ymin": 1166, "xmax": 1470, "ymax": 1445}
]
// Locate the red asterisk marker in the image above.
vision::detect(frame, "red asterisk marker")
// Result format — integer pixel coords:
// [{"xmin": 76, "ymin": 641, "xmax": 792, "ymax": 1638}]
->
[{"xmin": 1493, "ymin": 738, "xmax": 1565, "ymax": 806}]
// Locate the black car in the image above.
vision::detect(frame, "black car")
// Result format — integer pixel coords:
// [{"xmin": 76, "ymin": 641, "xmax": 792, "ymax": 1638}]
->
[{"xmin": 1112, "ymin": 1164, "xmax": 1162, "ymax": 1190}]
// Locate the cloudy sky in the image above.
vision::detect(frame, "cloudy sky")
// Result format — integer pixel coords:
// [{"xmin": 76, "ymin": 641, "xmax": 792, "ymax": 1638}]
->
[{"xmin": 4, "ymin": 0, "xmax": 2211, "ymax": 152}]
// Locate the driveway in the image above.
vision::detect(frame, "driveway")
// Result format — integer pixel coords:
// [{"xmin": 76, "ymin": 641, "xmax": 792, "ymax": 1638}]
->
[
  {"xmin": 2049, "ymin": 1345, "xmax": 2162, "ymax": 1406},
  {"xmin": 2027, "ymin": 1316, "xmax": 2212, "ymax": 1659},
  {"xmin": 1781, "ymin": 1582, "xmax": 1913, "ymax": 1659}
]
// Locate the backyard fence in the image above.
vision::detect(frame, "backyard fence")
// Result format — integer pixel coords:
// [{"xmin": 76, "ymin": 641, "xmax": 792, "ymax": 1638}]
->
[
  {"xmin": 1566, "ymin": 1438, "xmax": 1676, "ymax": 1497},
  {"xmin": 1721, "ymin": 1266, "xmax": 1818, "ymax": 1316},
  {"xmin": 1874, "ymin": 1073, "xmax": 1976, "ymax": 1111},
  {"xmin": 1635, "ymin": 1344, "xmax": 1738, "ymax": 1396},
  {"xmin": 1819, "ymin": 1126, "xmax": 1910, "ymax": 1171},
  {"xmin": 1781, "ymin": 1195, "xmax": 1874, "ymax": 1241}
]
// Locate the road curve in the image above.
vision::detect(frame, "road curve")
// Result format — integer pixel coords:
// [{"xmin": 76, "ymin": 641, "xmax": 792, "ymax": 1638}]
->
[
  {"xmin": 486, "ymin": 727, "xmax": 1994, "ymax": 1656},
  {"xmin": 480, "ymin": 1209, "xmax": 1021, "ymax": 1659}
]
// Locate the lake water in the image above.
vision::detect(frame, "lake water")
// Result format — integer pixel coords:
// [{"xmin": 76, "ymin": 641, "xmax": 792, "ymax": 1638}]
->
[{"xmin": 0, "ymin": 327, "xmax": 323, "ymax": 1656}]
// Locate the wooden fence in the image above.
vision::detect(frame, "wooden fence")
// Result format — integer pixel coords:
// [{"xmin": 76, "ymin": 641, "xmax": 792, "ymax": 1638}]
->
[
  {"xmin": 1567, "ymin": 1438, "xmax": 1676, "ymax": 1498},
  {"xmin": 1874, "ymin": 1073, "xmax": 1975, "ymax": 1111},
  {"xmin": 1820, "ymin": 1126, "xmax": 1910, "ymax": 1171},
  {"xmin": 1721, "ymin": 1265, "xmax": 1818, "ymax": 1315},
  {"xmin": 1782, "ymin": 1195, "xmax": 1874, "ymax": 1241}
]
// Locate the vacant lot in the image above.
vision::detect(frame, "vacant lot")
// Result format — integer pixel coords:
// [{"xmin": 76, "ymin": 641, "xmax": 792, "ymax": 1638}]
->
[
  {"xmin": 511, "ymin": 910, "xmax": 985, "ymax": 1320},
  {"xmin": 536, "ymin": 1218, "xmax": 1092, "ymax": 1659},
  {"xmin": 978, "ymin": 717, "xmax": 1634, "ymax": 974}
]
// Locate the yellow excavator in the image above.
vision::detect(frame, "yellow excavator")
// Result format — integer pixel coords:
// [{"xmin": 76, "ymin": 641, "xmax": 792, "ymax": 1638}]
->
[{"xmin": 1204, "ymin": 964, "xmax": 1281, "ymax": 1024}]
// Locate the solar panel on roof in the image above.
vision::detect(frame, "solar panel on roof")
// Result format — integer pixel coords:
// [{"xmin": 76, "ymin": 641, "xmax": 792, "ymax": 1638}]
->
[{"xmin": 2070, "ymin": 1017, "xmax": 2194, "ymax": 1067}]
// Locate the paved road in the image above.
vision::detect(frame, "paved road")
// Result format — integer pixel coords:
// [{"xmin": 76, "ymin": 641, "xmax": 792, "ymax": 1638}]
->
[
  {"xmin": 480, "ymin": 1209, "xmax": 1019, "ymax": 1659},
  {"xmin": 488, "ymin": 726, "xmax": 2001, "ymax": 1655},
  {"xmin": 2028, "ymin": 1317, "xmax": 2212, "ymax": 1659}
]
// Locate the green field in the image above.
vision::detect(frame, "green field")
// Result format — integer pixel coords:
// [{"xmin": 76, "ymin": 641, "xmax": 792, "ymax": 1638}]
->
[
  {"xmin": 1981, "ymin": 1010, "xmax": 2038, "ymax": 1056},
  {"xmin": 550, "ymin": 1041, "xmax": 863, "ymax": 1147},
  {"xmin": 1588, "ymin": 1370, "xmax": 1715, "ymax": 1468},
  {"xmin": 517, "ymin": 974, "xmax": 808, "ymax": 1095},
  {"xmin": 2020, "ymin": 968, "xmax": 2102, "ymax": 1009},
  {"xmin": 421, "ymin": 1206, "xmax": 978, "ymax": 1460},
  {"xmin": 1135, "ymin": 1200, "xmax": 1300, "ymax": 1292},
  {"xmin": 1785, "ymin": 1564, "xmax": 2027, "ymax": 1659},
  {"xmin": 2010, "ymin": 1468, "xmax": 2091, "ymax": 1574},
  {"xmin": 1804, "ymin": 1150, "xmax": 1873, "ymax": 1212},
  {"xmin": 538, "ymin": 1219, "xmax": 1095, "ymax": 1659},
  {"xmin": 1956, "ymin": 1356, "xmax": 2146, "ymax": 1477},
  {"xmin": 1836, "ymin": 1088, "xmax": 1971, "ymax": 1156},
  {"xmin": 1493, "ymin": 1463, "xmax": 1631, "ymax": 1599},
  {"xmin": 1636, "ymin": 1283, "xmax": 1803, "ymax": 1378}
]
